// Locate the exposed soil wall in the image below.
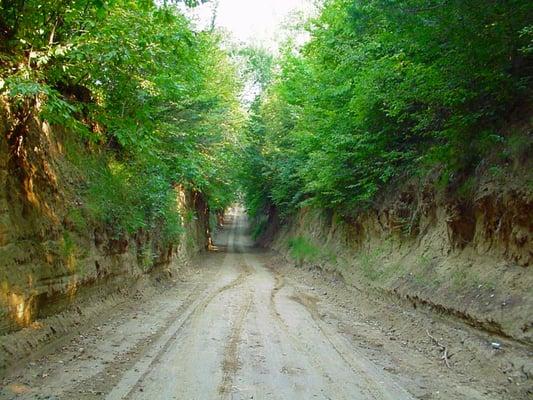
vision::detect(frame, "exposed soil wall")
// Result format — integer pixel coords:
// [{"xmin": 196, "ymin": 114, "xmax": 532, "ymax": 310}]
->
[
  {"xmin": 0, "ymin": 98, "xmax": 210, "ymax": 337},
  {"xmin": 269, "ymin": 179, "xmax": 532, "ymax": 344}
]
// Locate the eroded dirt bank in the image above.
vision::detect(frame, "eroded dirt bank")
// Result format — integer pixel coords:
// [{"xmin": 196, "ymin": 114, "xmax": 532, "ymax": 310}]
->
[
  {"xmin": 268, "ymin": 181, "xmax": 532, "ymax": 346},
  {"xmin": 1, "ymin": 208, "xmax": 531, "ymax": 399},
  {"xmin": 0, "ymin": 99, "xmax": 210, "ymax": 372}
]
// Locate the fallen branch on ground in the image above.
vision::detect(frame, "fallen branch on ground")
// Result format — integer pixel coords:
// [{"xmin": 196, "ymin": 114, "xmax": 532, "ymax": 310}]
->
[{"xmin": 426, "ymin": 329, "xmax": 451, "ymax": 368}]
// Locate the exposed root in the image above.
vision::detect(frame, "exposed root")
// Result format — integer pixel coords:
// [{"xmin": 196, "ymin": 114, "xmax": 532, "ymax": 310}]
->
[{"xmin": 426, "ymin": 329, "xmax": 452, "ymax": 368}]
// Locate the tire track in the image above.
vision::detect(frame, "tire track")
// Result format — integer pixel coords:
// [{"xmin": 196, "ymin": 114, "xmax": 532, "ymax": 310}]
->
[
  {"xmin": 193, "ymin": 263, "xmax": 253, "ymax": 318},
  {"xmin": 262, "ymin": 265, "xmax": 341, "ymax": 387},
  {"xmin": 266, "ymin": 264, "xmax": 397, "ymax": 398},
  {"xmin": 218, "ymin": 292, "xmax": 253, "ymax": 398},
  {"xmin": 268, "ymin": 267, "xmax": 286, "ymax": 325},
  {"xmin": 61, "ymin": 281, "xmax": 205, "ymax": 400},
  {"xmin": 119, "ymin": 263, "xmax": 252, "ymax": 400},
  {"xmin": 99, "ymin": 216, "xmax": 248, "ymax": 399},
  {"xmin": 289, "ymin": 291, "xmax": 413, "ymax": 400}
]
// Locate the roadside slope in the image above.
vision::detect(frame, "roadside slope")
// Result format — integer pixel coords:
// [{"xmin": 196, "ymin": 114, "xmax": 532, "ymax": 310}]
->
[
  {"xmin": 0, "ymin": 99, "xmax": 210, "ymax": 373},
  {"xmin": 267, "ymin": 179, "xmax": 532, "ymax": 344},
  {"xmin": 3, "ymin": 209, "xmax": 517, "ymax": 400}
]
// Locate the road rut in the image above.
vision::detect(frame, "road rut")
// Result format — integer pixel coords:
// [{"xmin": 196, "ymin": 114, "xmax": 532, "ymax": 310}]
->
[{"xmin": 2, "ymin": 207, "xmax": 510, "ymax": 400}]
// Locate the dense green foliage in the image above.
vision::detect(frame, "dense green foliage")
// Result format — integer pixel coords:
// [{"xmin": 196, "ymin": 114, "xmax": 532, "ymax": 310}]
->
[
  {"xmin": 1, "ymin": 0, "xmax": 532, "ymax": 241},
  {"xmin": 242, "ymin": 0, "xmax": 532, "ymax": 218},
  {"xmin": 1, "ymin": 0, "xmax": 243, "ymax": 239}
]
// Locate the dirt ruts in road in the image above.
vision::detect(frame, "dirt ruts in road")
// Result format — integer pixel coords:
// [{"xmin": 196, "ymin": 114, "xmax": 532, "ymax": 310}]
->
[
  {"xmin": 1, "ymin": 207, "xmax": 524, "ymax": 400},
  {"xmin": 111, "ymin": 216, "xmax": 254, "ymax": 400},
  {"xmin": 268, "ymin": 267, "xmax": 285, "ymax": 323},
  {"xmin": 218, "ymin": 293, "xmax": 253, "ymax": 397}
]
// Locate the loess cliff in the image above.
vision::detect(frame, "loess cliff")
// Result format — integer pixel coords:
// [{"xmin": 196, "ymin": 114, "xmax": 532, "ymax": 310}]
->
[
  {"xmin": 0, "ymin": 97, "xmax": 210, "ymax": 352},
  {"xmin": 269, "ymin": 174, "xmax": 532, "ymax": 344}
]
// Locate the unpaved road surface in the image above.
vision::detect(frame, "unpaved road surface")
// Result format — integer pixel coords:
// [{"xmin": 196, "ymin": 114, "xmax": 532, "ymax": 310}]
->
[{"xmin": 1, "ymin": 209, "xmax": 530, "ymax": 399}]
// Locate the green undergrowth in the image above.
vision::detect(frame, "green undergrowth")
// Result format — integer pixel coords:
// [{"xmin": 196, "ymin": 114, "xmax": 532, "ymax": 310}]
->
[
  {"xmin": 288, "ymin": 236, "xmax": 320, "ymax": 265},
  {"xmin": 1, "ymin": 0, "xmax": 243, "ymax": 247},
  {"xmin": 250, "ymin": 213, "xmax": 269, "ymax": 241},
  {"xmin": 287, "ymin": 236, "xmax": 337, "ymax": 266},
  {"xmin": 342, "ymin": 244, "xmax": 500, "ymax": 294},
  {"xmin": 64, "ymin": 137, "xmax": 185, "ymax": 243},
  {"xmin": 138, "ymin": 243, "xmax": 156, "ymax": 272}
]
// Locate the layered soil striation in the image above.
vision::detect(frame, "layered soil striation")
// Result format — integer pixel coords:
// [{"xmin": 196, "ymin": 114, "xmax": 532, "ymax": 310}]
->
[
  {"xmin": 0, "ymin": 97, "xmax": 210, "ymax": 364},
  {"xmin": 268, "ymin": 174, "xmax": 532, "ymax": 344}
]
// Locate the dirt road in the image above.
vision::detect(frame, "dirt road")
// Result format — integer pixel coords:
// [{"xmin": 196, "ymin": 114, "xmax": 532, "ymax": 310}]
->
[
  {"xmin": 105, "ymin": 209, "xmax": 413, "ymax": 400},
  {"xmin": 1, "ymin": 208, "xmax": 527, "ymax": 399}
]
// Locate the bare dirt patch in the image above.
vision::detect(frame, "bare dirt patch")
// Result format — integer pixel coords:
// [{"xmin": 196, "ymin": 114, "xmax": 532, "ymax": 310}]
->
[{"xmin": 274, "ymin": 256, "xmax": 533, "ymax": 399}]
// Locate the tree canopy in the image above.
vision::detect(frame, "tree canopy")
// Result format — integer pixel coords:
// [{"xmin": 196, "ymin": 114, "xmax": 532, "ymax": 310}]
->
[
  {"xmin": 241, "ymin": 0, "xmax": 532, "ymax": 218},
  {"xmin": 1, "ymin": 0, "xmax": 244, "ymax": 239},
  {"xmin": 1, "ymin": 0, "xmax": 531, "ymax": 239}
]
